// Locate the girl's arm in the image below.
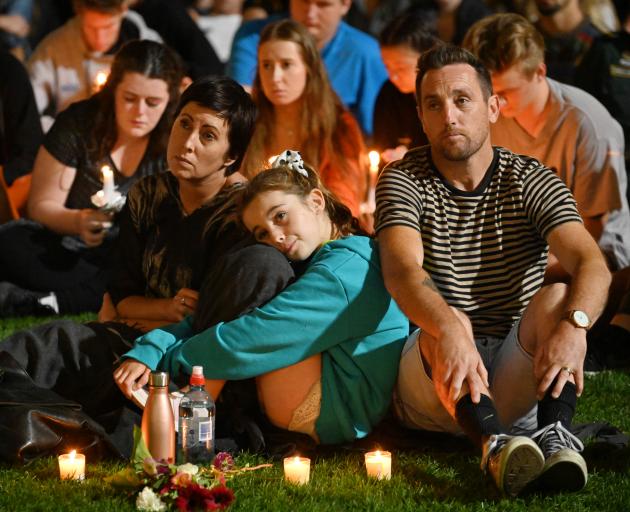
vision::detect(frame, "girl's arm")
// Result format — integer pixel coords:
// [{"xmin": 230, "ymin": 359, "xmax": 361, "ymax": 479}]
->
[{"xmin": 126, "ymin": 258, "xmax": 382, "ymax": 379}]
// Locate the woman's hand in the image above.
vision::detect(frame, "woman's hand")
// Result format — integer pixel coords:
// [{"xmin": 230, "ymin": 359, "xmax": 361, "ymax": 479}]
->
[
  {"xmin": 76, "ymin": 208, "xmax": 112, "ymax": 247},
  {"xmin": 114, "ymin": 359, "xmax": 151, "ymax": 399},
  {"xmin": 162, "ymin": 287, "xmax": 199, "ymax": 322}
]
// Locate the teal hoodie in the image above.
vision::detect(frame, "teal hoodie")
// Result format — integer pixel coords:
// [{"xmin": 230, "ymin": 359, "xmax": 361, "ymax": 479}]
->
[{"xmin": 123, "ymin": 236, "xmax": 408, "ymax": 444}]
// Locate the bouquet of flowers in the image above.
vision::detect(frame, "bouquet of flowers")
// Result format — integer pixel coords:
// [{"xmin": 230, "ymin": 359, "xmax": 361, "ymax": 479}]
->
[{"xmin": 107, "ymin": 428, "xmax": 262, "ymax": 512}]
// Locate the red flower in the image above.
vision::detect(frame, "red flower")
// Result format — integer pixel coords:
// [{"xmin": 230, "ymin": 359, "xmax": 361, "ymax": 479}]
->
[
  {"xmin": 213, "ymin": 452, "xmax": 235, "ymax": 472},
  {"xmin": 174, "ymin": 483, "xmax": 234, "ymax": 511},
  {"xmin": 208, "ymin": 485, "xmax": 235, "ymax": 509}
]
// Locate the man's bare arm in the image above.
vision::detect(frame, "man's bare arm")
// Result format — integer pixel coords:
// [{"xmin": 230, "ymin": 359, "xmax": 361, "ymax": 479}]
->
[
  {"xmin": 535, "ymin": 221, "xmax": 611, "ymax": 397},
  {"xmin": 379, "ymin": 225, "xmax": 488, "ymax": 404}
]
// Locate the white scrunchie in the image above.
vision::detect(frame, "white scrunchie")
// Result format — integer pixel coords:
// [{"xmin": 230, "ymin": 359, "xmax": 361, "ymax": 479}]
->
[{"xmin": 272, "ymin": 150, "xmax": 308, "ymax": 177}]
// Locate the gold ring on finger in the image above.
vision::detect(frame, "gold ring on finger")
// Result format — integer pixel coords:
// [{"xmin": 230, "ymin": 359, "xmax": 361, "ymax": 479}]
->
[{"xmin": 561, "ymin": 366, "xmax": 575, "ymax": 376}]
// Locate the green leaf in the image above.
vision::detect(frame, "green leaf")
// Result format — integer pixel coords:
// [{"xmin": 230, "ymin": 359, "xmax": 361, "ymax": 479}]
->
[
  {"xmin": 104, "ymin": 467, "xmax": 142, "ymax": 489},
  {"xmin": 131, "ymin": 425, "xmax": 153, "ymax": 464}
]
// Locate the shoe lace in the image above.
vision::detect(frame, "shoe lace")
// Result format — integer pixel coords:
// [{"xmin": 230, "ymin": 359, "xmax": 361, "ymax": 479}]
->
[
  {"xmin": 480, "ymin": 433, "xmax": 512, "ymax": 473},
  {"xmin": 531, "ymin": 421, "xmax": 584, "ymax": 458}
]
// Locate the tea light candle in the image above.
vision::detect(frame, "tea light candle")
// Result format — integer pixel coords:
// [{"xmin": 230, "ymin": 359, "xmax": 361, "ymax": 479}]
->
[
  {"xmin": 283, "ymin": 456, "xmax": 310, "ymax": 485},
  {"xmin": 365, "ymin": 450, "xmax": 391, "ymax": 480},
  {"xmin": 58, "ymin": 450, "xmax": 85, "ymax": 480},
  {"xmin": 101, "ymin": 165, "xmax": 114, "ymax": 202}
]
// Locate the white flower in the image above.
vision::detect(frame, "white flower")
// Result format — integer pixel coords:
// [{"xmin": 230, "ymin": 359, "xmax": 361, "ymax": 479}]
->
[
  {"xmin": 136, "ymin": 487, "xmax": 166, "ymax": 511},
  {"xmin": 176, "ymin": 463, "xmax": 199, "ymax": 477}
]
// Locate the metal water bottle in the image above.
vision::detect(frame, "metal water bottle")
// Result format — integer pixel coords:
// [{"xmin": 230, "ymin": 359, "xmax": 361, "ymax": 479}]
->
[{"xmin": 142, "ymin": 371, "xmax": 176, "ymax": 463}]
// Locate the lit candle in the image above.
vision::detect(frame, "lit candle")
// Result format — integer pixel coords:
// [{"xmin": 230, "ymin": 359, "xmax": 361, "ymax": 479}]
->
[
  {"xmin": 365, "ymin": 450, "xmax": 391, "ymax": 480},
  {"xmin": 268, "ymin": 154, "xmax": 279, "ymax": 167},
  {"xmin": 58, "ymin": 450, "xmax": 86, "ymax": 480},
  {"xmin": 368, "ymin": 150, "xmax": 380, "ymax": 176},
  {"xmin": 94, "ymin": 71, "xmax": 108, "ymax": 91},
  {"xmin": 283, "ymin": 456, "xmax": 310, "ymax": 485},
  {"xmin": 101, "ymin": 165, "xmax": 114, "ymax": 202}
]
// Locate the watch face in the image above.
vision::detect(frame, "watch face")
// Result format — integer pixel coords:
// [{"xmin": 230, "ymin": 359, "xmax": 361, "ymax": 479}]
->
[{"xmin": 573, "ymin": 310, "xmax": 590, "ymax": 328}]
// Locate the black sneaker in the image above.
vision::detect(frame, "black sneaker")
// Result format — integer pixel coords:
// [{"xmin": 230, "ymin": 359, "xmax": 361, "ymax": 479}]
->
[
  {"xmin": 583, "ymin": 346, "xmax": 605, "ymax": 374},
  {"xmin": 0, "ymin": 282, "xmax": 55, "ymax": 317},
  {"xmin": 531, "ymin": 421, "xmax": 587, "ymax": 493}
]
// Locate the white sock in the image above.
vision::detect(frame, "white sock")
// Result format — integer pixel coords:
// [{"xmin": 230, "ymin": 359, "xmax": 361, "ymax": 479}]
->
[{"xmin": 38, "ymin": 292, "xmax": 59, "ymax": 313}]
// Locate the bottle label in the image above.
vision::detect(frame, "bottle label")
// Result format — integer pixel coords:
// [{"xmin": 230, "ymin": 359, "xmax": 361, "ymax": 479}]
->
[
  {"xmin": 193, "ymin": 408, "xmax": 209, "ymax": 419},
  {"xmin": 198, "ymin": 419, "xmax": 212, "ymax": 442}
]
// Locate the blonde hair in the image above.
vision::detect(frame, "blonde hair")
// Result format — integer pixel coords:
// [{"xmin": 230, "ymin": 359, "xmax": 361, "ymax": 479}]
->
[
  {"xmin": 241, "ymin": 19, "xmax": 356, "ymax": 180},
  {"xmin": 463, "ymin": 13, "xmax": 545, "ymax": 77},
  {"xmin": 238, "ymin": 164, "xmax": 361, "ymax": 238}
]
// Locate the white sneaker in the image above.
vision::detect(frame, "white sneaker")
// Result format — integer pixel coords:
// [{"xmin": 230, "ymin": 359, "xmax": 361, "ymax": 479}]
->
[
  {"xmin": 481, "ymin": 434, "xmax": 545, "ymax": 497},
  {"xmin": 531, "ymin": 421, "xmax": 588, "ymax": 492}
]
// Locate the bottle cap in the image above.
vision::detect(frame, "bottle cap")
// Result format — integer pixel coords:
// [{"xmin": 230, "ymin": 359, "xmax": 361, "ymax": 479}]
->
[
  {"xmin": 149, "ymin": 371, "xmax": 169, "ymax": 387},
  {"xmin": 190, "ymin": 365, "xmax": 205, "ymax": 386}
]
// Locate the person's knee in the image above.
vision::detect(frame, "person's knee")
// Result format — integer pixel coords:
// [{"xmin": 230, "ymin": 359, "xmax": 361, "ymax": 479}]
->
[
  {"xmin": 230, "ymin": 244, "xmax": 294, "ymax": 281},
  {"xmin": 450, "ymin": 306, "xmax": 474, "ymax": 340},
  {"xmin": 531, "ymin": 282, "xmax": 570, "ymax": 315}
]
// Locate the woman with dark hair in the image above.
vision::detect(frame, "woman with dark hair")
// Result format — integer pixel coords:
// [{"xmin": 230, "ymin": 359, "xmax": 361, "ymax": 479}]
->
[
  {"xmin": 374, "ymin": 12, "xmax": 438, "ymax": 163},
  {"xmin": 240, "ymin": 19, "xmax": 366, "ymax": 217},
  {"xmin": 0, "ymin": 39, "xmax": 182, "ymax": 317},
  {"xmin": 116, "ymin": 153, "xmax": 409, "ymax": 445},
  {"xmin": 99, "ymin": 74, "xmax": 264, "ymax": 331}
]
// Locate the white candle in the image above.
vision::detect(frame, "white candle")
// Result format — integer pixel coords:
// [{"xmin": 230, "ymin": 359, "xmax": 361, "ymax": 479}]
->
[
  {"xmin": 283, "ymin": 456, "xmax": 310, "ymax": 485},
  {"xmin": 101, "ymin": 165, "xmax": 115, "ymax": 202},
  {"xmin": 365, "ymin": 450, "xmax": 391, "ymax": 480},
  {"xmin": 58, "ymin": 450, "xmax": 86, "ymax": 480},
  {"xmin": 368, "ymin": 150, "xmax": 380, "ymax": 176},
  {"xmin": 94, "ymin": 71, "xmax": 108, "ymax": 91}
]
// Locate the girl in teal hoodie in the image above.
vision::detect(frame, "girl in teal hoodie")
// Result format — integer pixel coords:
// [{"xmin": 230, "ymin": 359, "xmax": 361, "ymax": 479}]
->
[{"xmin": 115, "ymin": 152, "xmax": 408, "ymax": 445}]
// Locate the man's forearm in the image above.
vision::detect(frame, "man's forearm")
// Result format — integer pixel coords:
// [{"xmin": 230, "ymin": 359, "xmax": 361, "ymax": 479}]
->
[
  {"xmin": 385, "ymin": 264, "xmax": 466, "ymax": 339},
  {"xmin": 564, "ymin": 257, "xmax": 611, "ymax": 325}
]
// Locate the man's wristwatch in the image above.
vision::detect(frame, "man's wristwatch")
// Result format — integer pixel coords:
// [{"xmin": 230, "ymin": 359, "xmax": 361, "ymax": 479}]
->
[{"xmin": 562, "ymin": 310, "xmax": 591, "ymax": 330}]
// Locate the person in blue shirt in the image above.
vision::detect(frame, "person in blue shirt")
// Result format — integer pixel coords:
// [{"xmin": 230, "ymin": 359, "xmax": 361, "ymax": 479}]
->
[
  {"xmin": 115, "ymin": 151, "xmax": 409, "ymax": 445},
  {"xmin": 227, "ymin": 0, "xmax": 387, "ymax": 136}
]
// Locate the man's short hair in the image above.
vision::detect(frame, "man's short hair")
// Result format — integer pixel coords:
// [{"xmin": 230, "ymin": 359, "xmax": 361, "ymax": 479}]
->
[
  {"xmin": 462, "ymin": 13, "xmax": 545, "ymax": 77},
  {"xmin": 415, "ymin": 44, "xmax": 493, "ymax": 104},
  {"xmin": 73, "ymin": 0, "xmax": 127, "ymax": 14}
]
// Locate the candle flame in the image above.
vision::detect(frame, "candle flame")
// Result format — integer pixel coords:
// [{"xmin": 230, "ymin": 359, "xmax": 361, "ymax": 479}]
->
[
  {"xmin": 69, "ymin": 450, "xmax": 76, "ymax": 460},
  {"xmin": 268, "ymin": 154, "xmax": 279, "ymax": 166},
  {"xmin": 101, "ymin": 165, "xmax": 112, "ymax": 174},
  {"xmin": 293, "ymin": 456, "xmax": 300, "ymax": 463},
  {"xmin": 94, "ymin": 71, "xmax": 108, "ymax": 89},
  {"xmin": 368, "ymin": 150, "xmax": 380, "ymax": 169}
]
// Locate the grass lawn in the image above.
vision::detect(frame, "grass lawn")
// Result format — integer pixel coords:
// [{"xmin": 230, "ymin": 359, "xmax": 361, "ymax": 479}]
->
[{"xmin": 1, "ymin": 315, "xmax": 629, "ymax": 511}]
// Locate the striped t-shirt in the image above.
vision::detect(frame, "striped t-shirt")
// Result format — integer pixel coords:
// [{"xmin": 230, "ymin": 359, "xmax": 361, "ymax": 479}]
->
[{"xmin": 375, "ymin": 146, "xmax": 582, "ymax": 338}]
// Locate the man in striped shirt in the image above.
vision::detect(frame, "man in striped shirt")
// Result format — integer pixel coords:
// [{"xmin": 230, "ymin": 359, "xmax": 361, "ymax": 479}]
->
[{"xmin": 375, "ymin": 45, "xmax": 611, "ymax": 496}]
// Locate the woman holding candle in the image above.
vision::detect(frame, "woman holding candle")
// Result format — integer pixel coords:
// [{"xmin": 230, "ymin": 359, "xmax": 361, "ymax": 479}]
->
[
  {"xmin": 240, "ymin": 20, "xmax": 366, "ymax": 218},
  {"xmin": 0, "ymin": 40, "xmax": 182, "ymax": 317},
  {"xmin": 116, "ymin": 153, "xmax": 409, "ymax": 446}
]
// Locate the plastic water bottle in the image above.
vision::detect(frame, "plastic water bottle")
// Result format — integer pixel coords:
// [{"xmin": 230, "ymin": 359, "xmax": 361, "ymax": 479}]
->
[
  {"xmin": 142, "ymin": 371, "xmax": 176, "ymax": 463},
  {"xmin": 177, "ymin": 366, "xmax": 215, "ymax": 463}
]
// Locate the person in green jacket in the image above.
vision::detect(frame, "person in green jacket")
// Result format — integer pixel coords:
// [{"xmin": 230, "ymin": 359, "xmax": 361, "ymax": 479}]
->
[{"xmin": 115, "ymin": 151, "xmax": 409, "ymax": 444}]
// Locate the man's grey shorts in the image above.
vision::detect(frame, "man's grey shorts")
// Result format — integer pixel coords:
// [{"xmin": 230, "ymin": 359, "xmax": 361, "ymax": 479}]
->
[{"xmin": 393, "ymin": 321, "xmax": 538, "ymax": 434}]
